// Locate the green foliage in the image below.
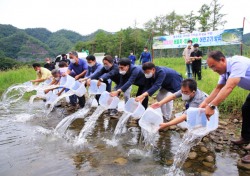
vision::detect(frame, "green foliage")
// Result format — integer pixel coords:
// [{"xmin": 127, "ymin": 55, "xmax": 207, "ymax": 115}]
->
[
  {"xmin": 198, "ymin": 4, "xmax": 212, "ymax": 32},
  {"xmin": 0, "ymin": 31, "xmax": 53, "ymax": 61},
  {"xmin": 0, "ymin": 67, "xmax": 35, "ymax": 95},
  {"xmin": 25, "ymin": 28, "xmax": 52, "ymax": 43},
  {"xmin": 53, "ymin": 29, "xmax": 83, "ymax": 43},
  {"xmin": 0, "ymin": 24, "xmax": 19, "ymax": 38},
  {"xmin": 210, "ymin": 0, "xmax": 227, "ymax": 30},
  {"xmin": 46, "ymin": 33, "xmax": 73, "ymax": 56}
]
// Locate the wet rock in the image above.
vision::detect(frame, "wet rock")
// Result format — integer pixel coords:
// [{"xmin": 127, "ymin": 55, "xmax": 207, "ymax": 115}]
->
[
  {"xmin": 219, "ymin": 121, "xmax": 228, "ymax": 126},
  {"xmin": 202, "ymin": 137, "xmax": 210, "ymax": 143},
  {"xmin": 202, "ymin": 161, "xmax": 214, "ymax": 168},
  {"xmin": 200, "ymin": 146, "xmax": 208, "ymax": 153},
  {"xmin": 237, "ymin": 160, "xmax": 250, "ymax": 170},
  {"xmin": 165, "ymin": 159, "xmax": 173, "ymax": 166},
  {"xmin": 215, "ymin": 145, "xmax": 223, "ymax": 152},
  {"xmin": 198, "ymin": 142, "xmax": 205, "ymax": 146},
  {"xmin": 239, "ymin": 150, "xmax": 246, "ymax": 155},
  {"xmin": 188, "ymin": 152, "xmax": 197, "ymax": 160},
  {"xmin": 229, "ymin": 132, "xmax": 235, "ymax": 136},
  {"xmin": 218, "ymin": 125, "xmax": 226, "ymax": 130},
  {"xmin": 205, "ymin": 156, "xmax": 215, "ymax": 163},
  {"xmin": 169, "ymin": 125, "xmax": 177, "ymax": 130},
  {"xmin": 183, "ymin": 161, "xmax": 192, "ymax": 168},
  {"xmin": 113, "ymin": 157, "xmax": 128, "ymax": 165},
  {"xmin": 201, "ymin": 171, "xmax": 213, "ymax": 176},
  {"xmin": 233, "ymin": 119, "xmax": 239, "ymax": 123}
]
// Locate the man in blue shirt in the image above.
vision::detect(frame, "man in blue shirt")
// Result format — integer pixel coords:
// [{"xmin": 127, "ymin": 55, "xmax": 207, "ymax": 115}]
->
[
  {"xmin": 135, "ymin": 62, "xmax": 183, "ymax": 120},
  {"xmin": 84, "ymin": 55, "xmax": 103, "ymax": 78},
  {"xmin": 66, "ymin": 51, "xmax": 88, "ymax": 108},
  {"xmin": 128, "ymin": 51, "xmax": 136, "ymax": 65},
  {"xmin": 110, "ymin": 58, "xmax": 147, "ymax": 107},
  {"xmin": 139, "ymin": 47, "xmax": 152, "ymax": 64},
  {"xmin": 199, "ymin": 51, "xmax": 250, "ymax": 163}
]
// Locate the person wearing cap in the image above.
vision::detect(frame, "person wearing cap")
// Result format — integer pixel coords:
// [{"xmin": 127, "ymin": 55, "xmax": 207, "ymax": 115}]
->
[
  {"xmin": 135, "ymin": 62, "xmax": 183, "ymax": 121},
  {"xmin": 190, "ymin": 44, "xmax": 203, "ymax": 80},
  {"xmin": 182, "ymin": 40, "xmax": 194, "ymax": 78},
  {"xmin": 66, "ymin": 51, "xmax": 88, "ymax": 108},
  {"xmin": 199, "ymin": 50, "xmax": 250, "ymax": 163},
  {"xmin": 139, "ymin": 47, "xmax": 152, "ymax": 64},
  {"xmin": 150, "ymin": 78, "xmax": 206, "ymax": 128},
  {"xmin": 44, "ymin": 58, "xmax": 55, "ymax": 71}
]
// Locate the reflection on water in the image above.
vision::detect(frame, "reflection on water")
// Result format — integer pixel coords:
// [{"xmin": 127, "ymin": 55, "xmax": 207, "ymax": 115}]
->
[{"xmin": 0, "ymin": 100, "xmax": 248, "ymax": 176}]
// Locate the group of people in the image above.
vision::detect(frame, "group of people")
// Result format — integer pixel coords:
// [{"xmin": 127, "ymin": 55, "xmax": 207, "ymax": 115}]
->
[
  {"xmin": 183, "ymin": 40, "xmax": 203, "ymax": 80},
  {"xmin": 30, "ymin": 48, "xmax": 250, "ymax": 164}
]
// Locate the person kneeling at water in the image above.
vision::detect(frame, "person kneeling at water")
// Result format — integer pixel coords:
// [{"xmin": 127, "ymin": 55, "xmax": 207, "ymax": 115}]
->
[
  {"xmin": 150, "ymin": 79, "xmax": 206, "ymax": 130},
  {"xmin": 44, "ymin": 69, "xmax": 61, "ymax": 94},
  {"xmin": 31, "ymin": 63, "xmax": 52, "ymax": 85}
]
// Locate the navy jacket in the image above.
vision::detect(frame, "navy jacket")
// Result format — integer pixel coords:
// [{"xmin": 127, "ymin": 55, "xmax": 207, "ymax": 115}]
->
[
  {"xmin": 145, "ymin": 66, "xmax": 182, "ymax": 96},
  {"xmin": 89, "ymin": 64, "xmax": 120, "ymax": 85},
  {"xmin": 128, "ymin": 55, "xmax": 136, "ymax": 65},
  {"xmin": 140, "ymin": 52, "xmax": 152, "ymax": 63},
  {"xmin": 85, "ymin": 62, "xmax": 103, "ymax": 77},
  {"xmin": 117, "ymin": 65, "xmax": 145, "ymax": 92}
]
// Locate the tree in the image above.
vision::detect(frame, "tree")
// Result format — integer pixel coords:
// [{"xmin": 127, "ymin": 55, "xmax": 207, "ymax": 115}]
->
[
  {"xmin": 166, "ymin": 11, "xmax": 179, "ymax": 35},
  {"xmin": 184, "ymin": 11, "xmax": 198, "ymax": 33},
  {"xmin": 198, "ymin": 4, "xmax": 212, "ymax": 32},
  {"xmin": 210, "ymin": 0, "xmax": 227, "ymax": 30}
]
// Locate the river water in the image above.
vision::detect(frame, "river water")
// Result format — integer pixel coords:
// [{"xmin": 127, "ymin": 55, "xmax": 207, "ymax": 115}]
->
[{"xmin": 0, "ymin": 99, "xmax": 248, "ymax": 176}]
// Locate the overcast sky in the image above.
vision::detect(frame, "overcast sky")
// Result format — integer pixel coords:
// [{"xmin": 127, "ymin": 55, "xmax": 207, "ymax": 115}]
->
[{"xmin": 0, "ymin": 0, "xmax": 249, "ymax": 35}]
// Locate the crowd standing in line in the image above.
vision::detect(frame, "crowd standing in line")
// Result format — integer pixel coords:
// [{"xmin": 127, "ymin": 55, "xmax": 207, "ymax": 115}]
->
[{"xmin": 30, "ymin": 47, "xmax": 250, "ymax": 164}]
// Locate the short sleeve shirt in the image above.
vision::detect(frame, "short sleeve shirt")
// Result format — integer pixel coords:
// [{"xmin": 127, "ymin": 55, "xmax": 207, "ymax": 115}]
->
[
  {"xmin": 68, "ymin": 58, "xmax": 88, "ymax": 76},
  {"xmin": 218, "ymin": 56, "xmax": 250, "ymax": 90},
  {"xmin": 37, "ymin": 67, "xmax": 52, "ymax": 80}
]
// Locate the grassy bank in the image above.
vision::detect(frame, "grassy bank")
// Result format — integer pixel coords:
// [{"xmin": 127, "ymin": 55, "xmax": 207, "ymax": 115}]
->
[{"xmin": 0, "ymin": 67, "xmax": 35, "ymax": 95}]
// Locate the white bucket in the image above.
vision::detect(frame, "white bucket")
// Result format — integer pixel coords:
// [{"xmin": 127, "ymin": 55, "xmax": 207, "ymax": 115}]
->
[
  {"xmin": 89, "ymin": 80, "xmax": 106, "ymax": 95},
  {"xmin": 124, "ymin": 98, "xmax": 145, "ymax": 119},
  {"xmin": 71, "ymin": 81, "xmax": 87, "ymax": 97},
  {"xmin": 139, "ymin": 107, "xmax": 163, "ymax": 133},
  {"xmin": 99, "ymin": 91, "xmax": 119, "ymax": 109},
  {"xmin": 45, "ymin": 92, "xmax": 58, "ymax": 107},
  {"xmin": 59, "ymin": 75, "xmax": 75, "ymax": 89},
  {"xmin": 186, "ymin": 107, "xmax": 219, "ymax": 135}
]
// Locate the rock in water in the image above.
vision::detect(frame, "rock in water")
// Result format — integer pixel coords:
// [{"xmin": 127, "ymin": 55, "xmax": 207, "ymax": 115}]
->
[
  {"xmin": 237, "ymin": 160, "xmax": 250, "ymax": 170},
  {"xmin": 113, "ymin": 157, "xmax": 128, "ymax": 165},
  {"xmin": 200, "ymin": 146, "xmax": 208, "ymax": 153},
  {"xmin": 202, "ymin": 161, "xmax": 214, "ymax": 168},
  {"xmin": 188, "ymin": 152, "xmax": 197, "ymax": 160},
  {"xmin": 205, "ymin": 156, "xmax": 215, "ymax": 163}
]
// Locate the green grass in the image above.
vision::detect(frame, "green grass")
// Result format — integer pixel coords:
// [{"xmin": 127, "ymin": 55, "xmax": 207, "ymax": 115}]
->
[{"xmin": 0, "ymin": 66, "xmax": 35, "ymax": 95}]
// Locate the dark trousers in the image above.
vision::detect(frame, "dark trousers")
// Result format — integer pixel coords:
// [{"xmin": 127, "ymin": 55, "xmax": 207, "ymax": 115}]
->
[
  {"xmin": 136, "ymin": 86, "xmax": 148, "ymax": 109},
  {"xmin": 69, "ymin": 95, "xmax": 86, "ymax": 108},
  {"xmin": 95, "ymin": 80, "xmax": 112, "ymax": 104},
  {"xmin": 192, "ymin": 63, "xmax": 202, "ymax": 80},
  {"xmin": 241, "ymin": 93, "xmax": 250, "ymax": 140}
]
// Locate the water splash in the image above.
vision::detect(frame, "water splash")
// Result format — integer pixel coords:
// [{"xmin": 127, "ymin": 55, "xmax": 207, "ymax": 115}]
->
[
  {"xmin": 167, "ymin": 127, "xmax": 207, "ymax": 176},
  {"xmin": 55, "ymin": 96, "xmax": 95, "ymax": 134},
  {"xmin": 140, "ymin": 129, "xmax": 159, "ymax": 151},
  {"xmin": 113, "ymin": 113, "xmax": 131, "ymax": 137},
  {"xmin": 74, "ymin": 106, "xmax": 106, "ymax": 146}
]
